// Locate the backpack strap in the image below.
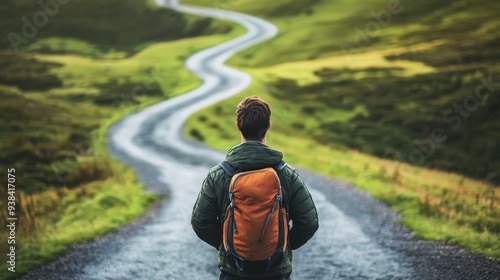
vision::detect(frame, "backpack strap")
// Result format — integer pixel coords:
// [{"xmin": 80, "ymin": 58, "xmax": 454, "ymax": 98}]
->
[
  {"xmin": 218, "ymin": 161, "xmax": 234, "ymax": 228},
  {"xmin": 218, "ymin": 161, "xmax": 235, "ymax": 177},
  {"xmin": 273, "ymin": 160, "xmax": 287, "ymax": 172},
  {"xmin": 273, "ymin": 160, "xmax": 290, "ymax": 221}
]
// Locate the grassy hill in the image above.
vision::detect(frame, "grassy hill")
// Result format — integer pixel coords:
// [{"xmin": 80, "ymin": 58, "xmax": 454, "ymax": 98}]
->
[
  {"xmin": 0, "ymin": 1, "xmax": 242, "ymax": 278},
  {"xmin": 0, "ymin": 0, "xmax": 232, "ymax": 55},
  {"xmin": 184, "ymin": 0, "xmax": 500, "ymax": 259},
  {"xmin": 187, "ymin": 0, "xmax": 500, "ymax": 184}
]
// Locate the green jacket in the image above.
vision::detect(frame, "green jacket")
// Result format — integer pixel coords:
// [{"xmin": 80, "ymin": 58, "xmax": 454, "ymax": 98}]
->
[{"xmin": 192, "ymin": 141, "xmax": 319, "ymax": 279}]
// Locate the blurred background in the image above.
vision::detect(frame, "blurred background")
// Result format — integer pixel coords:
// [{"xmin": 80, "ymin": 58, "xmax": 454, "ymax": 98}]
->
[{"xmin": 0, "ymin": 0, "xmax": 498, "ymax": 277}]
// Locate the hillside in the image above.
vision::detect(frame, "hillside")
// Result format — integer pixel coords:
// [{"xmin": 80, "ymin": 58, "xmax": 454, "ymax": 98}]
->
[
  {"xmin": 187, "ymin": 0, "xmax": 500, "ymax": 184},
  {"xmin": 0, "ymin": 0, "xmax": 232, "ymax": 55}
]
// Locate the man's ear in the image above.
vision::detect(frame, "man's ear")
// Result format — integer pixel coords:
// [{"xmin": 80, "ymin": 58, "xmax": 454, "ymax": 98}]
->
[
  {"xmin": 268, "ymin": 121, "xmax": 272, "ymax": 131},
  {"xmin": 235, "ymin": 121, "xmax": 240, "ymax": 131}
]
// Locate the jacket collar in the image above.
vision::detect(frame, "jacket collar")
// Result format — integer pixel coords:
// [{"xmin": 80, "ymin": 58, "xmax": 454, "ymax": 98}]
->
[{"xmin": 225, "ymin": 141, "xmax": 283, "ymax": 172}]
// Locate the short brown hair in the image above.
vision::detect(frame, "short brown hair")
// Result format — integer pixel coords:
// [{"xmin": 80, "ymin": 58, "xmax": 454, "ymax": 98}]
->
[{"xmin": 236, "ymin": 96, "xmax": 271, "ymax": 141}]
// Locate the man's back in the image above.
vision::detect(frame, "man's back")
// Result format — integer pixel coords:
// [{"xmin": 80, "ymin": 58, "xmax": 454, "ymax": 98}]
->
[{"xmin": 192, "ymin": 141, "xmax": 319, "ymax": 279}]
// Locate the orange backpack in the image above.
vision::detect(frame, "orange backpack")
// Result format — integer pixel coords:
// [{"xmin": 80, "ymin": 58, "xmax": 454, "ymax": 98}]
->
[{"xmin": 219, "ymin": 161, "xmax": 289, "ymax": 272}]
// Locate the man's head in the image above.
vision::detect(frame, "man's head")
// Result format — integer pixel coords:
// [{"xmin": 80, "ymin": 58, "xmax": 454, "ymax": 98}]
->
[{"xmin": 236, "ymin": 96, "xmax": 271, "ymax": 142}]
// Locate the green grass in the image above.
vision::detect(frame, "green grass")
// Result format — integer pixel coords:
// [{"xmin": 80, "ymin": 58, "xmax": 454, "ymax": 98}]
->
[
  {"xmin": 184, "ymin": 0, "xmax": 500, "ymax": 260},
  {"xmin": 9, "ymin": 165, "xmax": 159, "ymax": 274}
]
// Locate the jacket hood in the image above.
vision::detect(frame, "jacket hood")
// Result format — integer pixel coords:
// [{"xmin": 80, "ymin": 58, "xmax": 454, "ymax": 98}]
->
[{"xmin": 225, "ymin": 141, "xmax": 283, "ymax": 172}]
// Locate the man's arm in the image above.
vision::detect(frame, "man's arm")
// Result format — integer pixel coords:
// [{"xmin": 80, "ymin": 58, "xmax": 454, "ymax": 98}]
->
[
  {"xmin": 191, "ymin": 170, "xmax": 222, "ymax": 249},
  {"xmin": 286, "ymin": 169, "xmax": 319, "ymax": 250}
]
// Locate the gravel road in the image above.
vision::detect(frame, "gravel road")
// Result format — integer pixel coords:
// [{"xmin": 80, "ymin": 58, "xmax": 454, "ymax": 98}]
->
[{"xmin": 21, "ymin": 0, "xmax": 500, "ymax": 279}]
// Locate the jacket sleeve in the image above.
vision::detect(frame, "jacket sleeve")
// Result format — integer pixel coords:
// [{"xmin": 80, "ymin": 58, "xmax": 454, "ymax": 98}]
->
[
  {"xmin": 191, "ymin": 170, "xmax": 222, "ymax": 249},
  {"xmin": 286, "ymin": 169, "xmax": 319, "ymax": 250}
]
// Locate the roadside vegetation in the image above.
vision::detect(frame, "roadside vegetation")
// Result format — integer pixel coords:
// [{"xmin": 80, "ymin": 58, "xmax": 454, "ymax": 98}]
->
[
  {"xmin": 185, "ymin": 0, "xmax": 500, "ymax": 260},
  {"xmin": 0, "ymin": 0, "xmax": 243, "ymax": 278}
]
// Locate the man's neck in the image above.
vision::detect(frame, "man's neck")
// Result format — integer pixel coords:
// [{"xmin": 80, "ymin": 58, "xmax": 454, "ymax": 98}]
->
[{"xmin": 241, "ymin": 137, "xmax": 266, "ymax": 145}]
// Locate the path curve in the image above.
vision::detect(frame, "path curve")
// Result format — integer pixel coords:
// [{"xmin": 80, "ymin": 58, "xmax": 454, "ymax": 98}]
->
[{"xmin": 21, "ymin": 1, "xmax": 500, "ymax": 279}]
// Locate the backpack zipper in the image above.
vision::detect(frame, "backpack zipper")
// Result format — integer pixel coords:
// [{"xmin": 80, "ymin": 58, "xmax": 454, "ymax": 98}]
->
[{"xmin": 260, "ymin": 194, "xmax": 280, "ymax": 242}]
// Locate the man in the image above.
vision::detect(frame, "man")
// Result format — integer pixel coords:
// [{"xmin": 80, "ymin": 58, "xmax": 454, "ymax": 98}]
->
[{"xmin": 192, "ymin": 96, "xmax": 319, "ymax": 279}]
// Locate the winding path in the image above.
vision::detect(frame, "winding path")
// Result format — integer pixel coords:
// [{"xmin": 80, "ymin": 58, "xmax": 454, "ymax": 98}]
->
[{"xmin": 22, "ymin": 1, "xmax": 500, "ymax": 279}]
